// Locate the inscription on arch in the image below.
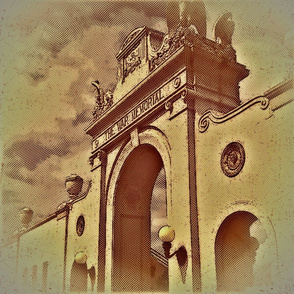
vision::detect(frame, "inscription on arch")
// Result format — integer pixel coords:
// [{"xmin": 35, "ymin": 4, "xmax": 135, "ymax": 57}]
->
[{"xmin": 92, "ymin": 71, "xmax": 186, "ymax": 150}]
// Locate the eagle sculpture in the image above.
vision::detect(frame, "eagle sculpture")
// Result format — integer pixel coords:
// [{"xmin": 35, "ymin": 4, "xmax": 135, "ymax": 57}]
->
[
  {"xmin": 167, "ymin": 0, "xmax": 206, "ymax": 37},
  {"xmin": 214, "ymin": 12, "xmax": 235, "ymax": 46}
]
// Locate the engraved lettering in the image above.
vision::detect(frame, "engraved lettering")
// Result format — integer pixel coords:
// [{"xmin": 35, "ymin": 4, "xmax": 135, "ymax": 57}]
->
[
  {"xmin": 97, "ymin": 84, "xmax": 174, "ymax": 147},
  {"xmin": 148, "ymin": 97, "xmax": 153, "ymax": 108},
  {"xmin": 105, "ymin": 126, "xmax": 115, "ymax": 140},
  {"xmin": 117, "ymin": 114, "xmax": 129, "ymax": 131}
]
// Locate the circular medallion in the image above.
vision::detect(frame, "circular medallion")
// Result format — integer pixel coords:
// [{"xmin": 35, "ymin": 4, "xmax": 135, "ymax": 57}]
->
[
  {"xmin": 173, "ymin": 77, "xmax": 181, "ymax": 88},
  {"xmin": 76, "ymin": 215, "xmax": 85, "ymax": 236},
  {"xmin": 221, "ymin": 142, "xmax": 245, "ymax": 177}
]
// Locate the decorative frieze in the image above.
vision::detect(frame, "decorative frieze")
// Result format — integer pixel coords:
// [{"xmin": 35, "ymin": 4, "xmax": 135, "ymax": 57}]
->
[
  {"xmin": 123, "ymin": 44, "xmax": 141, "ymax": 81},
  {"xmin": 91, "ymin": 71, "xmax": 186, "ymax": 150},
  {"xmin": 149, "ymin": 27, "xmax": 194, "ymax": 71},
  {"xmin": 150, "ymin": 26, "xmax": 236, "ymax": 72}
]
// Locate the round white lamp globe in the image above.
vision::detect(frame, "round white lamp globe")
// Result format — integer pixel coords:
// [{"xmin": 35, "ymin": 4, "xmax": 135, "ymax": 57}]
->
[
  {"xmin": 158, "ymin": 225, "xmax": 175, "ymax": 242},
  {"xmin": 74, "ymin": 251, "xmax": 87, "ymax": 264}
]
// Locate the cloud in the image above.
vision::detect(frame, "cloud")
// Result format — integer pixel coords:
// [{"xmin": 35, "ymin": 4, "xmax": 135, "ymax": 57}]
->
[
  {"xmin": 3, "ymin": 1, "xmax": 167, "ymax": 86},
  {"xmin": 1, "ymin": 142, "xmax": 92, "ymax": 242},
  {"xmin": 2, "ymin": 190, "xmax": 21, "ymax": 205},
  {"xmin": 5, "ymin": 140, "xmax": 53, "ymax": 170},
  {"xmin": 1, "ymin": 0, "xmax": 293, "ymax": 244}
]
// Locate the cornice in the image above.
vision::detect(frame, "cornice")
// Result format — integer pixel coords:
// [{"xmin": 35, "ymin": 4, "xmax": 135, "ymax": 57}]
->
[
  {"xmin": 116, "ymin": 26, "xmax": 147, "ymax": 60},
  {"xmin": 264, "ymin": 78, "xmax": 293, "ymax": 100}
]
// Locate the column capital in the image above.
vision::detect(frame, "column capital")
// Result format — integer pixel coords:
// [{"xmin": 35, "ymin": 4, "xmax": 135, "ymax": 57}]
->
[
  {"xmin": 182, "ymin": 88, "xmax": 196, "ymax": 111},
  {"xmin": 89, "ymin": 150, "xmax": 107, "ymax": 171}
]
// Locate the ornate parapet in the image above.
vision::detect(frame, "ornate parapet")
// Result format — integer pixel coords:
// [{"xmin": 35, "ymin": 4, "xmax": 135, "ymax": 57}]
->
[
  {"xmin": 198, "ymin": 96, "xmax": 269, "ymax": 133},
  {"xmin": 116, "ymin": 27, "xmax": 165, "ymax": 83},
  {"xmin": 150, "ymin": 27, "xmax": 237, "ymax": 72}
]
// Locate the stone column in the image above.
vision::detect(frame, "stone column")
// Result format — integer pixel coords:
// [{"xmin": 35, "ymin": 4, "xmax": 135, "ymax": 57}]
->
[
  {"xmin": 90, "ymin": 150, "xmax": 107, "ymax": 293},
  {"xmin": 163, "ymin": 88, "xmax": 201, "ymax": 293}
]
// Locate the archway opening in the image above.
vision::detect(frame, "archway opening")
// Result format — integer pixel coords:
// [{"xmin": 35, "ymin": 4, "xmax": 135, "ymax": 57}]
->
[
  {"xmin": 70, "ymin": 261, "xmax": 88, "ymax": 292},
  {"xmin": 112, "ymin": 144, "xmax": 168, "ymax": 292},
  {"xmin": 215, "ymin": 211, "xmax": 260, "ymax": 292},
  {"xmin": 150, "ymin": 167, "xmax": 169, "ymax": 291}
]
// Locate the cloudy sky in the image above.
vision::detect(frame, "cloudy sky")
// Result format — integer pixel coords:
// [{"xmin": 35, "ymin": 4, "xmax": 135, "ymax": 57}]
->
[{"xmin": 0, "ymin": 0, "xmax": 292, "ymax": 242}]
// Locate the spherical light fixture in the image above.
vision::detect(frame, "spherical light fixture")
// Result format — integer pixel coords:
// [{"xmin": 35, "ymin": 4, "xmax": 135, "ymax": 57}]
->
[
  {"xmin": 65, "ymin": 174, "xmax": 83, "ymax": 199},
  {"xmin": 158, "ymin": 225, "xmax": 175, "ymax": 242},
  {"xmin": 19, "ymin": 207, "xmax": 33, "ymax": 228},
  {"xmin": 158, "ymin": 225, "xmax": 188, "ymax": 284},
  {"xmin": 74, "ymin": 251, "xmax": 87, "ymax": 264}
]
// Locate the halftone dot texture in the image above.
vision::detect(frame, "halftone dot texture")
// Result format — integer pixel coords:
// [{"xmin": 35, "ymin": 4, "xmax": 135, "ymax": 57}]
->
[
  {"xmin": 1, "ymin": 0, "xmax": 167, "ymax": 243},
  {"xmin": 151, "ymin": 167, "xmax": 167, "ymax": 251},
  {"xmin": 215, "ymin": 211, "xmax": 261, "ymax": 292},
  {"xmin": 69, "ymin": 262, "xmax": 88, "ymax": 292},
  {"xmin": 112, "ymin": 144, "xmax": 169, "ymax": 292},
  {"xmin": 1, "ymin": 0, "xmax": 292, "ymax": 293}
]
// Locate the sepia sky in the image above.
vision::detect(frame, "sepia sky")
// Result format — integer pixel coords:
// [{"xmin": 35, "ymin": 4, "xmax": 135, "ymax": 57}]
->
[{"xmin": 0, "ymin": 0, "xmax": 293, "ymax": 242}]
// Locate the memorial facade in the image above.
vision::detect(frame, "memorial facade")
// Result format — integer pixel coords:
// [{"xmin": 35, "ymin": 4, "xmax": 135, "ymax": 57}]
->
[{"xmin": 2, "ymin": 2, "xmax": 293, "ymax": 293}]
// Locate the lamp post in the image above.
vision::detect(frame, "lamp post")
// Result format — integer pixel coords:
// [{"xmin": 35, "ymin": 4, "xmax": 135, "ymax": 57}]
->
[
  {"xmin": 65, "ymin": 174, "xmax": 83, "ymax": 199},
  {"xmin": 158, "ymin": 225, "xmax": 187, "ymax": 267},
  {"xmin": 19, "ymin": 207, "xmax": 33, "ymax": 229}
]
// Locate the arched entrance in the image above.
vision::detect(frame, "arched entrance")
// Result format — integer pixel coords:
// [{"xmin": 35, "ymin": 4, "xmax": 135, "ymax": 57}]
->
[
  {"xmin": 69, "ymin": 261, "xmax": 88, "ymax": 292},
  {"xmin": 112, "ymin": 144, "xmax": 168, "ymax": 292},
  {"xmin": 215, "ymin": 211, "xmax": 260, "ymax": 292}
]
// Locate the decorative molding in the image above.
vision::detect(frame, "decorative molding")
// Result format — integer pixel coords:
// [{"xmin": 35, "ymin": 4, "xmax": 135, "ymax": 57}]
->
[
  {"xmin": 221, "ymin": 142, "xmax": 245, "ymax": 177},
  {"xmin": 173, "ymin": 76, "xmax": 181, "ymax": 88},
  {"xmin": 117, "ymin": 27, "xmax": 145, "ymax": 59},
  {"xmin": 149, "ymin": 27, "xmax": 193, "ymax": 71},
  {"xmin": 150, "ymin": 26, "xmax": 236, "ymax": 72},
  {"xmin": 122, "ymin": 29, "xmax": 143, "ymax": 51},
  {"xmin": 165, "ymin": 101, "xmax": 173, "ymax": 112},
  {"xmin": 264, "ymin": 78, "xmax": 293, "ymax": 100},
  {"xmin": 198, "ymin": 96, "xmax": 269, "ymax": 133},
  {"xmin": 123, "ymin": 45, "xmax": 141, "ymax": 81},
  {"xmin": 88, "ymin": 71, "xmax": 186, "ymax": 148}
]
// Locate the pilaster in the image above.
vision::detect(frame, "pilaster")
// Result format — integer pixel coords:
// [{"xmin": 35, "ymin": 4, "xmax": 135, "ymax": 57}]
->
[{"xmin": 90, "ymin": 150, "xmax": 108, "ymax": 293}]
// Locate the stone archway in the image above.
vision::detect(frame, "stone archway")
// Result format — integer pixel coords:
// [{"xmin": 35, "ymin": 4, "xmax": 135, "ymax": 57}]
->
[
  {"xmin": 215, "ymin": 211, "xmax": 260, "ymax": 292},
  {"xmin": 112, "ymin": 144, "xmax": 167, "ymax": 292},
  {"xmin": 69, "ymin": 261, "xmax": 88, "ymax": 292}
]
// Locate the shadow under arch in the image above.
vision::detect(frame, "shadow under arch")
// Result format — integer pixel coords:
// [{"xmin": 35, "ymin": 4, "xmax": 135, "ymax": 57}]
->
[
  {"xmin": 69, "ymin": 261, "xmax": 88, "ymax": 292},
  {"xmin": 215, "ymin": 211, "xmax": 261, "ymax": 292},
  {"xmin": 112, "ymin": 144, "xmax": 168, "ymax": 292}
]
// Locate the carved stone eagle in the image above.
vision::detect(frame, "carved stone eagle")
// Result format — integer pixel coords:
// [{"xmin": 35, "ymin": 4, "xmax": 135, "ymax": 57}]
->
[
  {"xmin": 214, "ymin": 12, "xmax": 235, "ymax": 46},
  {"xmin": 166, "ymin": 1, "xmax": 207, "ymax": 37}
]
